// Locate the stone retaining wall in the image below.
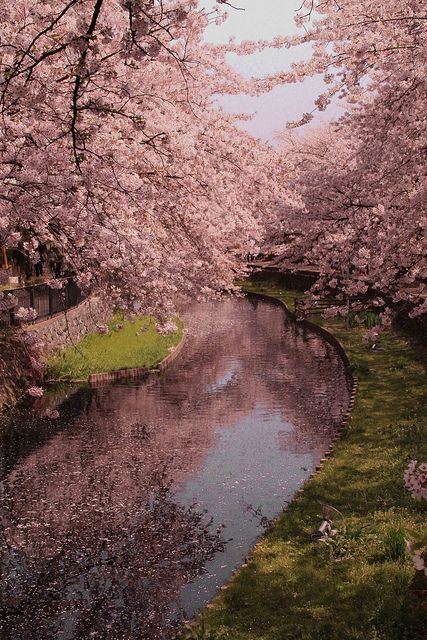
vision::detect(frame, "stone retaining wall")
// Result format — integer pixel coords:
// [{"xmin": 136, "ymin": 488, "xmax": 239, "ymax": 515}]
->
[
  {"xmin": 25, "ymin": 296, "xmax": 110, "ymax": 353},
  {"xmin": 0, "ymin": 335, "xmax": 38, "ymax": 410}
]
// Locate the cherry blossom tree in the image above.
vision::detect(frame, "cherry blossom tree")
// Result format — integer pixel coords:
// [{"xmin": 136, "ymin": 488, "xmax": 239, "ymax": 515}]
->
[
  {"xmin": 258, "ymin": 0, "xmax": 427, "ymax": 318},
  {"xmin": 0, "ymin": 0, "xmax": 286, "ymax": 315},
  {"xmin": 2, "ymin": 0, "xmax": 425, "ymax": 319}
]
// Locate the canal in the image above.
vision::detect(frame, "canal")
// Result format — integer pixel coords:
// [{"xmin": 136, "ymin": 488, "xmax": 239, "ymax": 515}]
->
[{"xmin": 0, "ymin": 295, "xmax": 351, "ymax": 639}]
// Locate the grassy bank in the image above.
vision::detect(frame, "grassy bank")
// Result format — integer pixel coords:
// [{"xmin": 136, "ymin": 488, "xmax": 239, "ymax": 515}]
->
[
  {"xmin": 186, "ymin": 280, "xmax": 427, "ymax": 640},
  {"xmin": 47, "ymin": 314, "xmax": 183, "ymax": 380}
]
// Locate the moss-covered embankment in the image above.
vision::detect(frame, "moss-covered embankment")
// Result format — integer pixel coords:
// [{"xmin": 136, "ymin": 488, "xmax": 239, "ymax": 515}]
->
[{"xmin": 186, "ymin": 280, "xmax": 427, "ymax": 640}]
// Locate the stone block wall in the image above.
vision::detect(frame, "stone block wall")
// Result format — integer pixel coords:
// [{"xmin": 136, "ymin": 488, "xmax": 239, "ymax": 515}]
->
[
  {"xmin": 0, "ymin": 335, "xmax": 38, "ymax": 409},
  {"xmin": 25, "ymin": 296, "xmax": 111, "ymax": 353}
]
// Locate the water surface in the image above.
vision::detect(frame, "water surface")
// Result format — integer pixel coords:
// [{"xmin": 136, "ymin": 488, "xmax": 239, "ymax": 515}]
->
[{"xmin": 0, "ymin": 296, "xmax": 351, "ymax": 639}]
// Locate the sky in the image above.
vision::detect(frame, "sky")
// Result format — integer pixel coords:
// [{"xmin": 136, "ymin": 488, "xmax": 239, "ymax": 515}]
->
[{"xmin": 200, "ymin": 0, "xmax": 342, "ymax": 143}]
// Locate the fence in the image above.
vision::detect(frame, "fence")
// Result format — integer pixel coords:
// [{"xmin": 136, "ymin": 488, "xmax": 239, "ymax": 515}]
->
[
  {"xmin": 294, "ymin": 297, "xmax": 342, "ymax": 316},
  {"xmin": 0, "ymin": 278, "xmax": 83, "ymax": 327}
]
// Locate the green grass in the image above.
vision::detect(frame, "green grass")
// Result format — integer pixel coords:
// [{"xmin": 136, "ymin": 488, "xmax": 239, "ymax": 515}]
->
[
  {"xmin": 185, "ymin": 280, "xmax": 427, "ymax": 640},
  {"xmin": 47, "ymin": 313, "xmax": 183, "ymax": 380}
]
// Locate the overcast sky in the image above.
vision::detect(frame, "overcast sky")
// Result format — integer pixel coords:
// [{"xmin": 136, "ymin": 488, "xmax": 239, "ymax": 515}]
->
[{"xmin": 200, "ymin": 0, "xmax": 341, "ymax": 143}]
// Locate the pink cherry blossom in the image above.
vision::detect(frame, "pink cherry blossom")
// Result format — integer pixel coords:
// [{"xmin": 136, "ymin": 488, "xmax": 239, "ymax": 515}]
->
[
  {"xmin": 404, "ymin": 461, "xmax": 427, "ymax": 503},
  {"xmin": 95, "ymin": 324, "xmax": 109, "ymax": 335},
  {"xmin": 156, "ymin": 320, "xmax": 178, "ymax": 336},
  {"xmin": 28, "ymin": 386, "xmax": 44, "ymax": 398},
  {"xmin": 0, "ymin": 0, "xmax": 289, "ymax": 319},
  {"xmin": 265, "ymin": 0, "xmax": 427, "ymax": 318},
  {"xmin": 14, "ymin": 307, "xmax": 38, "ymax": 322},
  {"xmin": 45, "ymin": 408, "xmax": 60, "ymax": 419}
]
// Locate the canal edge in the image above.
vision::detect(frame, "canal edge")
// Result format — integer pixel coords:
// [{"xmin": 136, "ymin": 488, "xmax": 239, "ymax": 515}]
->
[
  {"xmin": 244, "ymin": 290, "xmax": 358, "ymax": 471},
  {"xmin": 184, "ymin": 289, "xmax": 359, "ymax": 631}
]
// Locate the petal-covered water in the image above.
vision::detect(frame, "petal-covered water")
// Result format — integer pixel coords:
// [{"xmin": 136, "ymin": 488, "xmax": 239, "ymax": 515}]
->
[{"xmin": 0, "ymin": 296, "xmax": 351, "ymax": 639}]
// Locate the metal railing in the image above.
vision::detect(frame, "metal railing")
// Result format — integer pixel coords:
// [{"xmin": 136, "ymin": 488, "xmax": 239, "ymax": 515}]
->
[
  {"xmin": 0, "ymin": 277, "xmax": 83, "ymax": 327},
  {"xmin": 294, "ymin": 297, "xmax": 341, "ymax": 316}
]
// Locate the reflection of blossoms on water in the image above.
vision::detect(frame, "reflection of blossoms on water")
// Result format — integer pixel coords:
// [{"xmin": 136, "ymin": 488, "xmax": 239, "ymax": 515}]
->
[
  {"xmin": 27, "ymin": 385, "xmax": 44, "ymax": 398},
  {"xmin": 1, "ymin": 465, "xmax": 225, "ymax": 640},
  {"xmin": 0, "ymin": 297, "xmax": 351, "ymax": 639},
  {"xmin": 44, "ymin": 408, "xmax": 59, "ymax": 419}
]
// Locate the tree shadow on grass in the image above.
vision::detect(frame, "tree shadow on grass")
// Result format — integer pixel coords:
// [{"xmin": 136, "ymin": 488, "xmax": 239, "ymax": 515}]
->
[{"xmin": 202, "ymin": 539, "xmax": 425, "ymax": 640}]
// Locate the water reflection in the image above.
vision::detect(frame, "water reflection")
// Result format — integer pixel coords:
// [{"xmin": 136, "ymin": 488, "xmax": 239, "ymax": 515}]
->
[{"xmin": 0, "ymin": 296, "xmax": 351, "ymax": 639}]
